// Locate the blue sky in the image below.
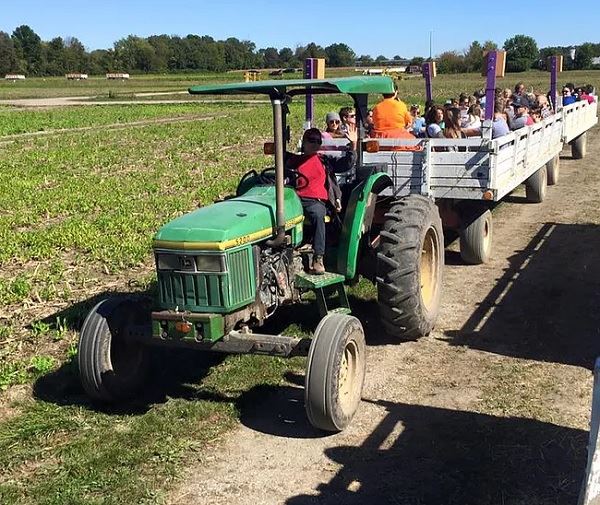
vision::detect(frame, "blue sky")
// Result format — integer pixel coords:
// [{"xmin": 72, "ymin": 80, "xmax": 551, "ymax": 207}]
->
[{"xmin": 3, "ymin": 0, "xmax": 599, "ymax": 58}]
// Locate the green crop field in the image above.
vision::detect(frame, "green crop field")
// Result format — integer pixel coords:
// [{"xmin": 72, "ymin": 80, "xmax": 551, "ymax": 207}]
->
[{"xmin": 0, "ymin": 69, "xmax": 599, "ymax": 504}]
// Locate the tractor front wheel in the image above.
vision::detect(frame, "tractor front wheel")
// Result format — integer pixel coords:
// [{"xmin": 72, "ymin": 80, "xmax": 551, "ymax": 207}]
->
[
  {"xmin": 376, "ymin": 195, "xmax": 444, "ymax": 339},
  {"xmin": 78, "ymin": 297, "xmax": 150, "ymax": 402},
  {"xmin": 305, "ymin": 314, "xmax": 366, "ymax": 432}
]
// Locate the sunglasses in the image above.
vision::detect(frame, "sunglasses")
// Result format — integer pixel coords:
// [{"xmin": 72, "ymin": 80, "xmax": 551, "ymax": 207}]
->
[
  {"xmin": 347, "ymin": 114, "xmax": 356, "ymax": 118},
  {"xmin": 328, "ymin": 119, "xmax": 341, "ymax": 124}
]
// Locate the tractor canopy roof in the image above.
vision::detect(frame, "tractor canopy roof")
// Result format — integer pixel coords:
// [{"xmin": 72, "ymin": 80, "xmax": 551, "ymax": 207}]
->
[{"xmin": 188, "ymin": 76, "xmax": 395, "ymax": 98}]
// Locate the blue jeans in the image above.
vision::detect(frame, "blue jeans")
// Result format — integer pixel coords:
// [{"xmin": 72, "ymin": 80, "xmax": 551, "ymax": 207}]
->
[{"xmin": 301, "ymin": 198, "xmax": 327, "ymax": 256}]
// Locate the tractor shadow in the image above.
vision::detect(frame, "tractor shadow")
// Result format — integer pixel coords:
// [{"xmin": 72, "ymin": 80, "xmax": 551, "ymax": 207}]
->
[
  {"xmin": 285, "ymin": 399, "xmax": 586, "ymax": 505},
  {"xmin": 32, "ymin": 288, "xmax": 228, "ymax": 415},
  {"xmin": 444, "ymin": 222, "xmax": 600, "ymax": 369}
]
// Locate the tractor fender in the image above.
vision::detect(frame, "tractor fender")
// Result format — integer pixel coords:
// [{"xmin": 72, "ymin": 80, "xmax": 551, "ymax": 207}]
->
[{"xmin": 337, "ymin": 172, "xmax": 392, "ymax": 279}]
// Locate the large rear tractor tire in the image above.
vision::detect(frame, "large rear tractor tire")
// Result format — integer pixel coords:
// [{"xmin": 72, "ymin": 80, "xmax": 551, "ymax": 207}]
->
[
  {"xmin": 571, "ymin": 132, "xmax": 587, "ymax": 159},
  {"xmin": 546, "ymin": 155, "xmax": 560, "ymax": 185},
  {"xmin": 78, "ymin": 297, "xmax": 150, "ymax": 402},
  {"xmin": 376, "ymin": 195, "xmax": 444, "ymax": 339},
  {"xmin": 525, "ymin": 165, "xmax": 547, "ymax": 203},
  {"xmin": 305, "ymin": 314, "xmax": 366, "ymax": 432},
  {"xmin": 459, "ymin": 208, "xmax": 493, "ymax": 265}
]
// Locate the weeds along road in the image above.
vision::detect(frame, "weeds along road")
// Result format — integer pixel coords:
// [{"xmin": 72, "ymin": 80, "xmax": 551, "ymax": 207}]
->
[{"xmin": 169, "ymin": 123, "xmax": 600, "ymax": 505}]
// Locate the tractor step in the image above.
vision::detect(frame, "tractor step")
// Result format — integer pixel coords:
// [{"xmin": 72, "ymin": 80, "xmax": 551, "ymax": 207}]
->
[
  {"xmin": 295, "ymin": 271, "xmax": 345, "ymax": 289},
  {"xmin": 295, "ymin": 272, "xmax": 350, "ymax": 317}
]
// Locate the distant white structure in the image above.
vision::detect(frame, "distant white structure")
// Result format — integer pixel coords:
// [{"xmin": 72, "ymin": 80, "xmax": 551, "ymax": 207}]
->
[
  {"xmin": 362, "ymin": 68, "xmax": 384, "ymax": 75},
  {"xmin": 5, "ymin": 74, "xmax": 26, "ymax": 80},
  {"xmin": 106, "ymin": 73, "xmax": 130, "ymax": 80},
  {"xmin": 66, "ymin": 73, "xmax": 88, "ymax": 80},
  {"xmin": 592, "ymin": 57, "xmax": 600, "ymax": 66}
]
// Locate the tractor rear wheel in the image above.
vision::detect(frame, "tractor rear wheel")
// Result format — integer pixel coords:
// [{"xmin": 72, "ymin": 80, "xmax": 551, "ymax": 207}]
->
[
  {"xmin": 78, "ymin": 297, "xmax": 150, "ymax": 402},
  {"xmin": 525, "ymin": 165, "xmax": 547, "ymax": 203},
  {"xmin": 459, "ymin": 208, "xmax": 493, "ymax": 265},
  {"xmin": 376, "ymin": 195, "xmax": 444, "ymax": 339},
  {"xmin": 571, "ymin": 132, "xmax": 587, "ymax": 159},
  {"xmin": 546, "ymin": 155, "xmax": 560, "ymax": 185},
  {"xmin": 305, "ymin": 314, "xmax": 366, "ymax": 432}
]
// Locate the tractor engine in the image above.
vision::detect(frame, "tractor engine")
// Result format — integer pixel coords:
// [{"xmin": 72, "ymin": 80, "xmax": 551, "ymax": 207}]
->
[{"xmin": 257, "ymin": 246, "xmax": 303, "ymax": 318}]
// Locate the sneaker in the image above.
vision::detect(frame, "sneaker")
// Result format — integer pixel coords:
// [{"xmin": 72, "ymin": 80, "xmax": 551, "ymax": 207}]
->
[
  {"xmin": 297, "ymin": 243, "xmax": 313, "ymax": 253},
  {"xmin": 311, "ymin": 255, "xmax": 325, "ymax": 275}
]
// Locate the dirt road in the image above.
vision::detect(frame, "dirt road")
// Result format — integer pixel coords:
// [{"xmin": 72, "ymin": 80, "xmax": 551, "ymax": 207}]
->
[{"xmin": 170, "ymin": 125, "xmax": 600, "ymax": 505}]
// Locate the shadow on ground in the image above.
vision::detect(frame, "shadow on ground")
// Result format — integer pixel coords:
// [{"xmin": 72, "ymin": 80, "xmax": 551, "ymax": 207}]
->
[
  {"xmin": 285, "ymin": 399, "xmax": 585, "ymax": 505},
  {"xmin": 444, "ymin": 222, "xmax": 600, "ymax": 369}
]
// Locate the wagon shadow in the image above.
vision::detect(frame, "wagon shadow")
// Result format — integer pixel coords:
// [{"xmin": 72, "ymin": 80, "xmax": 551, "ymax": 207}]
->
[
  {"xmin": 285, "ymin": 399, "xmax": 586, "ymax": 505},
  {"xmin": 444, "ymin": 222, "xmax": 600, "ymax": 369}
]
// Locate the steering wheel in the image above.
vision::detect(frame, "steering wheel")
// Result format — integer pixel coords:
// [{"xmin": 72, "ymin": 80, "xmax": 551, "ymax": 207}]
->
[{"xmin": 258, "ymin": 167, "xmax": 309, "ymax": 189}]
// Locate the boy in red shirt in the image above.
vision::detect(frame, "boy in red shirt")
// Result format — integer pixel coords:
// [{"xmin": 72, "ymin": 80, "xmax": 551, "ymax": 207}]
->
[{"xmin": 286, "ymin": 128, "xmax": 356, "ymax": 274}]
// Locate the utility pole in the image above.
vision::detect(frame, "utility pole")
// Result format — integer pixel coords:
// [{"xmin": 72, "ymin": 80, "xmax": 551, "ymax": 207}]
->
[{"xmin": 429, "ymin": 30, "xmax": 433, "ymax": 60}]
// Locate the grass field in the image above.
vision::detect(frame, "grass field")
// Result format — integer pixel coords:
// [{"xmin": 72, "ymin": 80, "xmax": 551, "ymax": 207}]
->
[{"xmin": 0, "ymin": 69, "xmax": 599, "ymax": 504}]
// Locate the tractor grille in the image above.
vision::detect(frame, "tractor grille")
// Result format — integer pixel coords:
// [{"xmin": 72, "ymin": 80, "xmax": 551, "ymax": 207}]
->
[
  {"xmin": 157, "ymin": 271, "xmax": 224, "ymax": 310},
  {"xmin": 155, "ymin": 247, "xmax": 254, "ymax": 311},
  {"xmin": 227, "ymin": 247, "xmax": 254, "ymax": 306}
]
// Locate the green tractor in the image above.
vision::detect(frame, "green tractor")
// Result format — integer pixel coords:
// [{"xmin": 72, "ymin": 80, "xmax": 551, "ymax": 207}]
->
[{"xmin": 78, "ymin": 76, "xmax": 444, "ymax": 432}]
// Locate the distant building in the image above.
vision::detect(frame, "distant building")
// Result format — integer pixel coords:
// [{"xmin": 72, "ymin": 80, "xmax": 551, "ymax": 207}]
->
[
  {"xmin": 106, "ymin": 73, "xmax": 130, "ymax": 80},
  {"xmin": 66, "ymin": 73, "xmax": 88, "ymax": 80},
  {"xmin": 5, "ymin": 74, "xmax": 26, "ymax": 80}
]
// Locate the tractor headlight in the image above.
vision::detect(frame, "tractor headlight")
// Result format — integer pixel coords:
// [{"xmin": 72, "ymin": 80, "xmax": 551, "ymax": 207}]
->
[
  {"xmin": 155, "ymin": 253, "xmax": 224, "ymax": 272},
  {"xmin": 195, "ymin": 255, "xmax": 224, "ymax": 272}
]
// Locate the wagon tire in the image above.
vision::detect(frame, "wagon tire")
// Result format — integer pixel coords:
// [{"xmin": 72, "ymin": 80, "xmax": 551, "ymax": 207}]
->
[
  {"xmin": 546, "ymin": 155, "xmax": 560, "ymax": 185},
  {"xmin": 460, "ymin": 208, "xmax": 493, "ymax": 265},
  {"xmin": 78, "ymin": 297, "xmax": 150, "ymax": 402},
  {"xmin": 305, "ymin": 314, "xmax": 366, "ymax": 432},
  {"xmin": 571, "ymin": 132, "xmax": 587, "ymax": 159},
  {"xmin": 376, "ymin": 195, "xmax": 444, "ymax": 340},
  {"xmin": 525, "ymin": 165, "xmax": 547, "ymax": 203}
]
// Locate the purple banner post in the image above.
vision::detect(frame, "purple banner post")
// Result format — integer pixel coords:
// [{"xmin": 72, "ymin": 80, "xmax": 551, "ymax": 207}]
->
[
  {"xmin": 484, "ymin": 51, "xmax": 497, "ymax": 121},
  {"xmin": 422, "ymin": 63, "xmax": 433, "ymax": 102},
  {"xmin": 304, "ymin": 58, "xmax": 315, "ymax": 127},
  {"xmin": 550, "ymin": 56, "xmax": 559, "ymax": 111}
]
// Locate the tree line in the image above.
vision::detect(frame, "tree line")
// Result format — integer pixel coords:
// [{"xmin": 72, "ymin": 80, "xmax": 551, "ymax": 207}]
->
[{"xmin": 0, "ymin": 25, "xmax": 598, "ymax": 77}]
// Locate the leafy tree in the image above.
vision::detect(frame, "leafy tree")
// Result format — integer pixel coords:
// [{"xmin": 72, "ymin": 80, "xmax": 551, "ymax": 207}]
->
[
  {"xmin": 409, "ymin": 56, "xmax": 424, "ymax": 66},
  {"xmin": 12, "ymin": 25, "xmax": 43, "ymax": 75},
  {"xmin": 295, "ymin": 43, "xmax": 326, "ymax": 62},
  {"xmin": 45, "ymin": 37, "xmax": 66, "ymax": 75},
  {"xmin": 324, "ymin": 43, "xmax": 355, "ymax": 67},
  {"xmin": 503, "ymin": 34, "xmax": 538, "ymax": 72},
  {"xmin": 278, "ymin": 47, "xmax": 295, "ymax": 66},
  {"xmin": 0, "ymin": 31, "xmax": 21, "ymax": 74},
  {"xmin": 575, "ymin": 43, "xmax": 594, "ymax": 70},
  {"xmin": 437, "ymin": 51, "xmax": 466, "ymax": 73},
  {"xmin": 114, "ymin": 35, "xmax": 157, "ymax": 72},
  {"xmin": 147, "ymin": 35, "xmax": 172, "ymax": 72},
  {"xmin": 259, "ymin": 47, "xmax": 280, "ymax": 68},
  {"xmin": 357, "ymin": 54, "xmax": 374, "ymax": 66},
  {"xmin": 64, "ymin": 37, "xmax": 88, "ymax": 72},
  {"xmin": 374, "ymin": 55, "xmax": 387, "ymax": 63},
  {"xmin": 89, "ymin": 49, "xmax": 114, "ymax": 74}
]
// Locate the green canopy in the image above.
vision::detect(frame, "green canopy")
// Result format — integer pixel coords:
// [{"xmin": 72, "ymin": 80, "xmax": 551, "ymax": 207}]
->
[{"xmin": 188, "ymin": 76, "xmax": 395, "ymax": 97}]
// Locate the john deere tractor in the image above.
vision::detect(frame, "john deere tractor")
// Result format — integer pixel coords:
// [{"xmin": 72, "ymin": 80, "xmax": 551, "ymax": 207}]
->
[{"xmin": 78, "ymin": 76, "xmax": 444, "ymax": 432}]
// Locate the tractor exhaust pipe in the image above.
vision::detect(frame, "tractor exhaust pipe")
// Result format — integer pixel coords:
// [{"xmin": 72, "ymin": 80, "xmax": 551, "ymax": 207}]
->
[{"xmin": 266, "ymin": 98, "xmax": 286, "ymax": 248}]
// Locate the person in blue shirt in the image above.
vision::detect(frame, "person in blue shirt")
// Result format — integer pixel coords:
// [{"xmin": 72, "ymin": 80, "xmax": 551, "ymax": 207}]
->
[
  {"xmin": 409, "ymin": 104, "xmax": 426, "ymax": 137},
  {"xmin": 562, "ymin": 85, "xmax": 577, "ymax": 106}
]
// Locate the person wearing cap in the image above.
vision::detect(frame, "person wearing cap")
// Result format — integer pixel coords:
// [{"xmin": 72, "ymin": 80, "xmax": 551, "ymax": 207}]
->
[
  {"xmin": 509, "ymin": 96, "xmax": 534, "ymax": 130},
  {"xmin": 285, "ymin": 127, "xmax": 357, "ymax": 274},
  {"xmin": 371, "ymin": 89, "xmax": 414, "ymax": 138},
  {"xmin": 321, "ymin": 111, "xmax": 345, "ymax": 139}
]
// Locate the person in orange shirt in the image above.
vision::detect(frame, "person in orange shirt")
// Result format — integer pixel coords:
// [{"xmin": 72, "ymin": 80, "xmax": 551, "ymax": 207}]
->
[{"xmin": 371, "ymin": 89, "xmax": 414, "ymax": 138}]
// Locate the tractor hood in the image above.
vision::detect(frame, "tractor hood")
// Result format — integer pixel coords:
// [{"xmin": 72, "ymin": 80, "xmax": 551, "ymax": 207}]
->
[{"xmin": 152, "ymin": 186, "xmax": 303, "ymax": 251}]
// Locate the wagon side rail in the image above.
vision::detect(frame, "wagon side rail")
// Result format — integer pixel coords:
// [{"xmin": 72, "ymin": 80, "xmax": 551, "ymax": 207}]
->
[{"xmin": 562, "ymin": 99, "xmax": 598, "ymax": 144}]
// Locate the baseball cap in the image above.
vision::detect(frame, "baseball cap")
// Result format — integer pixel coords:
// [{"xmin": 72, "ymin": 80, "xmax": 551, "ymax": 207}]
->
[
  {"xmin": 325, "ymin": 112, "xmax": 341, "ymax": 123},
  {"xmin": 512, "ymin": 96, "xmax": 530, "ymax": 108}
]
